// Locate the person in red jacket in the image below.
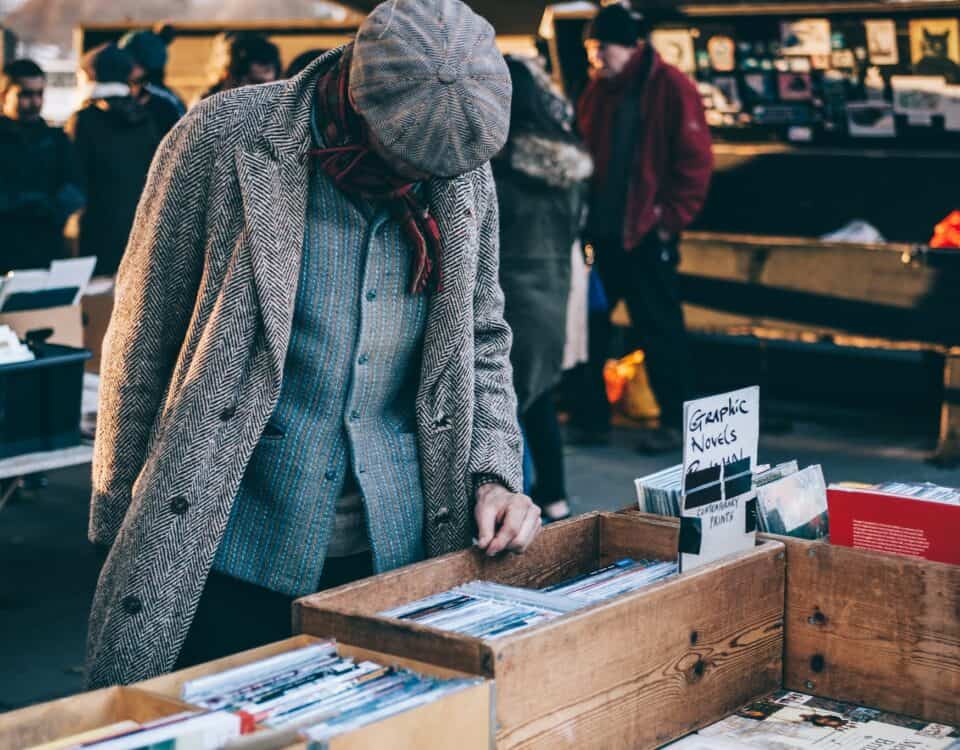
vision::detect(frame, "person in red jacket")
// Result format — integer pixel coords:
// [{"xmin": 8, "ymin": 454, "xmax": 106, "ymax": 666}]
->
[{"xmin": 575, "ymin": 3, "xmax": 713, "ymax": 452}]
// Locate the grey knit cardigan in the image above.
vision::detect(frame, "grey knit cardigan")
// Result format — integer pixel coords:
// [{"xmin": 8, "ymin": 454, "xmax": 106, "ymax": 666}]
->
[{"xmin": 85, "ymin": 48, "xmax": 522, "ymax": 688}]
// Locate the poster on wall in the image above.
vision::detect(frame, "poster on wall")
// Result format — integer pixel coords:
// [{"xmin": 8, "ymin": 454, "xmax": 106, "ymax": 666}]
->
[
  {"xmin": 711, "ymin": 76, "xmax": 742, "ymax": 112},
  {"xmin": 651, "ymin": 29, "xmax": 696, "ymax": 74},
  {"xmin": 943, "ymin": 86, "xmax": 960, "ymax": 131},
  {"xmin": 865, "ymin": 19, "xmax": 899, "ymax": 65},
  {"xmin": 778, "ymin": 71, "xmax": 814, "ymax": 101},
  {"xmin": 892, "ymin": 75, "xmax": 946, "ymax": 125},
  {"xmin": 743, "ymin": 72, "xmax": 777, "ymax": 104},
  {"xmin": 846, "ymin": 102, "xmax": 897, "ymax": 137},
  {"xmin": 910, "ymin": 18, "xmax": 960, "ymax": 82},
  {"xmin": 707, "ymin": 35, "xmax": 737, "ymax": 73},
  {"xmin": 781, "ymin": 18, "xmax": 832, "ymax": 56}
]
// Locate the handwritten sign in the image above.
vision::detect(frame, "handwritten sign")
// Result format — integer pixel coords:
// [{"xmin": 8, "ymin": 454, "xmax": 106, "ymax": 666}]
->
[
  {"xmin": 681, "ymin": 386, "xmax": 760, "ymax": 493},
  {"xmin": 679, "ymin": 388, "xmax": 760, "ymax": 572}
]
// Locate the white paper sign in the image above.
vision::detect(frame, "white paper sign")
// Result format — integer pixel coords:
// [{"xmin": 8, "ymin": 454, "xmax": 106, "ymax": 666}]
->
[{"xmin": 681, "ymin": 386, "xmax": 760, "ymax": 492}]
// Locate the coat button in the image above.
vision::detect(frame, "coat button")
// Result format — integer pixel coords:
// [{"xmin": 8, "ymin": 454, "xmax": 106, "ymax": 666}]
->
[
  {"xmin": 121, "ymin": 595, "xmax": 142, "ymax": 615},
  {"xmin": 434, "ymin": 506, "xmax": 451, "ymax": 524},
  {"xmin": 365, "ymin": 289, "xmax": 377, "ymax": 301},
  {"xmin": 220, "ymin": 406, "xmax": 236, "ymax": 421},
  {"xmin": 324, "ymin": 469, "xmax": 337, "ymax": 481},
  {"xmin": 170, "ymin": 496, "xmax": 189, "ymax": 515},
  {"xmin": 358, "ymin": 353, "xmax": 370, "ymax": 365}
]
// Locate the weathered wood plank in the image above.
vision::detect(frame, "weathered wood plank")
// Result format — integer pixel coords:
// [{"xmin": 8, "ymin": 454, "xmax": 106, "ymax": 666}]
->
[
  {"xmin": 599, "ymin": 512, "xmax": 679, "ymax": 563},
  {"xmin": 773, "ymin": 535, "xmax": 960, "ymax": 724},
  {"xmin": 492, "ymin": 542, "xmax": 786, "ymax": 749}
]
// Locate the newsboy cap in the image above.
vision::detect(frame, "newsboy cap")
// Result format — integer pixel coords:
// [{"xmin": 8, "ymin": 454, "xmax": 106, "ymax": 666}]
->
[{"xmin": 349, "ymin": 0, "xmax": 512, "ymax": 178}]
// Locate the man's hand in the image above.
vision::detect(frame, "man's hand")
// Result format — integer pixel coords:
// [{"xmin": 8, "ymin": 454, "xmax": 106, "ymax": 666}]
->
[{"xmin": 474, "ymin": 483, "xmax": 541, "ymax": 557}]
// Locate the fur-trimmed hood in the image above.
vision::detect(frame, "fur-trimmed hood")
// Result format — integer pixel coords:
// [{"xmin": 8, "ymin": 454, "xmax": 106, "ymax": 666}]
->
[{"xmin": 505, "ymin": 133, "xmax": 593, "ymax": 189}]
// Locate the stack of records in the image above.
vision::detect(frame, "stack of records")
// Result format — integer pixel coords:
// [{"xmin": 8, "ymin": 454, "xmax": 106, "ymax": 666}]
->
[
  {"xmin": 180, "ymin": 641, "xmax": 479, "ymax": 743},
  {"xmin": 382, "ymin": 558, "xmax": 678, "ymax": 639},
  {"xmin": 543, "ymin": 558, "xmax": 679, "ymax": 604},
  {"xmin": 29, "ymin": 712, "xmax": 242, "ymax": 749},
  {"xmin": 755, "ymin": 463, "xmax": 828, "ymax": 540},
  {"xmin": 635, "ymin": 464, "xmax": 683, "ymax": 516}
]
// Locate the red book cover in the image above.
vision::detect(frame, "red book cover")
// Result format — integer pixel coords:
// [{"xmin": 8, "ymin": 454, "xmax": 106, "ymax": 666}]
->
[{"xmin": 827, "ymin": 487, "xmax": 960, "ymax": 565}]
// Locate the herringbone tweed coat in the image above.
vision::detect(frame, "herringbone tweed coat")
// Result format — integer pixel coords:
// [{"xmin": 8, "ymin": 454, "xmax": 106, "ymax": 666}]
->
[{"xmin": 85, "ymin": 48, "xmax": 522, "ymax": 688}]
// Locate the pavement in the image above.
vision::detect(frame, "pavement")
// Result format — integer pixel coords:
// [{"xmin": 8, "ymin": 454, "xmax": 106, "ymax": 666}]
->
[{"xmin": 2, "ymin": 419, "xmax": 958, "ymax": 711}]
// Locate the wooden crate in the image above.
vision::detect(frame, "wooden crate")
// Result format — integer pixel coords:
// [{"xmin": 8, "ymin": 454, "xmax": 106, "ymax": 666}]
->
[
  {"xmin": 295, "ymin": 512, "xmax": 786, "ymax": 749},
  {"xmin": 619, "ymin": 510, "xmax": 960, "ymax": 725},
  {"xmin": 770, "ymin": 534, "xmax": 960, "ymax": 725},
  {"xmin": 0, "ymin": 686, "xmax": 194, "ymax": 749},
  {"xmin": 138, "ymin": 634, "xmax": 494, "ymax": 750}
]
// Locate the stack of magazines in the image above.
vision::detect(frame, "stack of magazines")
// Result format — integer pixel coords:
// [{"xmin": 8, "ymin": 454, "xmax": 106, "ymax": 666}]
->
[
  {"xmin": 381, "ymin": 558, "xmax": 678, "ymax": 640},
  {"xmin": 667, "ymin": 689, "xmax": 960, "ymax": 749},
  {"xmin": 179, "ymin": 641, "xmax": 479, "ymax": 744}
]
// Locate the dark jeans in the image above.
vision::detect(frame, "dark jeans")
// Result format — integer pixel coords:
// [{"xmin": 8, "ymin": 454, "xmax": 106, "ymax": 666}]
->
[
  {"xmin": 521, "ymin": 389, "xmax": 567, "ymax": 507},
  {"xmin": 174, "ymin": 553, "xmax": 373, "ymax": 669},
  {"xmin": 579, "ymin": 234, "xmax": 693, "ymax": 431}
]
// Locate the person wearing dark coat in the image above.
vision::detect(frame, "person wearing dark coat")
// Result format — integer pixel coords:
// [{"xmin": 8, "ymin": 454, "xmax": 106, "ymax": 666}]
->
[
  {"xmin": 196, "ymin": 33, "xmax": 281, "ymax": 103},
  {"xmin": 66, "ymin": 43, "xmax": 162, "ymax": 277},
  {"xmin": 120, "ymin": 28, "xmax": 184, "ymax": 138},
  {"xmin": 494, "ymin": 56, "xmax": 592, "ymax": 522},
  {"xmin": 0, "ymin": 59, "xmax": 84, "ymax": 274}
]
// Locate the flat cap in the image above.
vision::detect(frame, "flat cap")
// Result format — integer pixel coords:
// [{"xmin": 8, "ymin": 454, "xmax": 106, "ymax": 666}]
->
[{"xmin": 349, "ymin": 0, "xmax": 512, "ymax": 178}]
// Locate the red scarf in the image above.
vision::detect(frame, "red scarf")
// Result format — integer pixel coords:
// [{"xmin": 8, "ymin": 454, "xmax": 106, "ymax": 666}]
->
[{"xmin": 310, "ymin": 47, "xmax": 442, "ymax": 294}]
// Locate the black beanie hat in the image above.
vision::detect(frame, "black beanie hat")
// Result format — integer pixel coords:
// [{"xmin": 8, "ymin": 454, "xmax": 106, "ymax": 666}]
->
[
  {"xmin": 82, "ymin": 43, "xmax": 135, "ymax": 84},
  {"xmin": 584, "ymin": 4, "xmax": 645, "ymax": 47}
]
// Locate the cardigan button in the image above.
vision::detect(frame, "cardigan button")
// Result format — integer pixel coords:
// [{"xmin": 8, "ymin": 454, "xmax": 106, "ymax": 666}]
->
[
  {"xmin": 220, "ymin": 406, "xmax": 236, "ymax": 421},
  {"xmin": 434, "ymin": 507, "xmax": 451, "ymax": 524},
  {"xmin": 121, "ymin": 595, "xmax": 142, "ymax": 615},
  {"xmin": 170, "ymin": 496, "xmax": 189, "ymax": 515}
]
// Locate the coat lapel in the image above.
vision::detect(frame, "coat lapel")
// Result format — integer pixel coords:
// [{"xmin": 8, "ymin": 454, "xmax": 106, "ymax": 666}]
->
[
  {"xmin": 419, "ymin": 174, "xmax": 478, "ymax": 394},
  {"xmin": 236, "ymin": 48, "xmax": 344, "ymax": 380}
]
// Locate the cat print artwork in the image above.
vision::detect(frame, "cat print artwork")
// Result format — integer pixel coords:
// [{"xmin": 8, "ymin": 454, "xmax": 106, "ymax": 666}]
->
[{"xmin": 910, "ymin": 18, "xmax": 960, "ymax": 83}]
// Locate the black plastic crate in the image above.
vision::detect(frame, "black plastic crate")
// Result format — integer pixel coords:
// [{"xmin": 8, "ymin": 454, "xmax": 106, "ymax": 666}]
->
[{"xmin": 0, "ymin": 342, "xmax": 92, "ymax": 459}]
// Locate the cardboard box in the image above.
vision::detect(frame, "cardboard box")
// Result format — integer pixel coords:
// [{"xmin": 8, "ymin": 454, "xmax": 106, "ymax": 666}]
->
[
  {"xmin": 138, "ymin": 634, "xmax": 494, "ymax": 750},
  {"xmin": 0, "ymin": 304, "xmax": 83, "ymax": 348},
  {"xmin": 295, "ymin": 512, "xmax": 786, "ymax": 749},
  {"xmin": 81, "ymin": 291, "xmax": 114, "ymax": 374},
  {"xmin": 0, "ymin": 686, "xmax": 195, "ymax": 748}
]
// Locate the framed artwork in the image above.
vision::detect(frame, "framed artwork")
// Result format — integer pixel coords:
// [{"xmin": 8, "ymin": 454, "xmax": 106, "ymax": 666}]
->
[
  {"xmin": 778, "ymin": 71, "xmax": 814, "ymax": 101},
  {"xmin": 892, "ymin": 75, "xmax": 947, "ymax": 125},
  {"xmin": 708, "ymin": 35, "xmax": 737, "ymax": 73},
  {"xmin": 865, "ymin": 19, "xmax": 899, "ymax": 66},
  {"xmin": 651, "ymin": 29, "xmax": 696, "ymax": 73},
  {"xmin": 781, "ymin": 18, "xmax": 832, "ymax": 57},
  {"xmin": 846, "ymin": 102, "xmax": 897, "ymax": 137},
  {"xmin": 910, "ymin": 19, "xmax": 960, "ymax": 82},
  {"xmin": 711, "ymin": 75, "xmax": 742, "ymax": 112},
  {"xmin": 743, "ymin": 72, "xmax": 777, "ymax": 103}
]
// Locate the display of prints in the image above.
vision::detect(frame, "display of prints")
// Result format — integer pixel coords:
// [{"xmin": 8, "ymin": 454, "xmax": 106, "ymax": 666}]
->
[
  {"xmin": 910, "ymin": 18, "xmax": 960, "ymax": 82},
  {"xmin": 781, "ymin": 18, "xmax": 832, "ymax": 56},
  {"xmin": 743, "ymin": 72, "xmax": 777, "ymax": 103},
  {"xmin": 651, "ymin": 28, "xmax": 696, "ymax": 73},
  {"xmin": 892, "ymin": 75, "xmax": 946, "ymax": 125},
  {"xmin": 943, "ymin": 85, "xmax": 960, "ymax": 131},
  {"xmin": 831, "ymin": 49, "xmax": 856, "ymax": 68},
  {"xmin": 810, "ymin": 53, "xmax": 831, "ymax": 70},
  {"xmin": 778, "ymin": 71, "xmax": 814, "ymax": 101},
  {"xmin": 865, "ymin": 19, "xmax": 899, "ymax": 65},
  {"xmin": 707, "ymin": 35, "xmax": 737, "ymax": 72},
  {"xmin": 846, "ymin": 102, "xmax": 897, "ymax": 137},
  {"xmin": 710, "ymin": 75, "xmax": 742, "ymax": 112}
]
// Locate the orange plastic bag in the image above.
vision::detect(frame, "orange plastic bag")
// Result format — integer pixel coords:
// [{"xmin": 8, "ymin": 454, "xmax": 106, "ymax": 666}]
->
[
  {"xmin": 930, "ymin": 210, "xmax": 960, "ymax": 249},
  {"xmin": 603, "ymin": 350, "xmax": 661, "ymax": 420}
]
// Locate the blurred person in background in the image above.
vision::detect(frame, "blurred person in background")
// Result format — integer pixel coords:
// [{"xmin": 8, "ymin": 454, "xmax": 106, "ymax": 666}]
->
[
  {"xmin": 285, "ymin": 49, "xmax": 327, "ymax": 78},
  {"xmin": 120, "ymin": 27, "xmax": 184, "ymax": 137},
  {"xmin": 197, "ymin": 32, "xmax": 281, "ymax": 102},
  {"xmin": 575, "ymin": 3, "xmax": 713, "ymax": 453},
  {"xmin": 0, "ymin": 59, "xmax": 84, "ymax": 275},
  {"xmin": 494, "ymin": 55, "xmax": 592, "ymax": 522},
  {"xmin": 67, "ymin": 43, "xmax": 161, "ymax": 277}
]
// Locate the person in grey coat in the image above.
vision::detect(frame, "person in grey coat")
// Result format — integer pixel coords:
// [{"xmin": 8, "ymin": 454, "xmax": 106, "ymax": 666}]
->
[
  {"xmin": 86, "ymin": 0, "xmax": 539, "ymax": 688},
  {"xmin": 494, "ymin": 56, "xmax": 592, "ymax": 522}
]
